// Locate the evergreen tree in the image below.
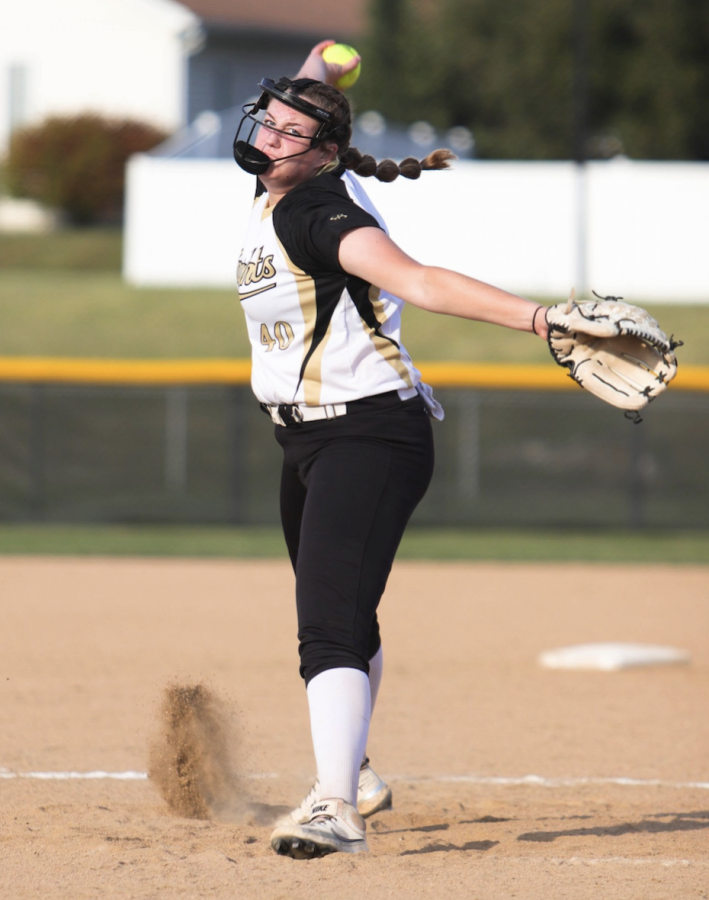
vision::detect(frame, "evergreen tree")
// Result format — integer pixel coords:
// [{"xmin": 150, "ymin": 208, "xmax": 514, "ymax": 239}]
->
[{"xmin": 352, "ymin": 0, "xmax": 709, "ymax": 160}]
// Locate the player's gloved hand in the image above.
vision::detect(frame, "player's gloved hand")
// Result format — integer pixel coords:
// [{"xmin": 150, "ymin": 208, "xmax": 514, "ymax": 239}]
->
[{"xmin": 546, "ymin": 289, "xmax": 682, "ymax": 419}]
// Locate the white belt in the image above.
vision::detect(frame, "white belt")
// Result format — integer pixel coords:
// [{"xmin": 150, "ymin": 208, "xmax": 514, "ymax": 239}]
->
[
  {"xmin": 265, "ymin": 403, "xmax": 348, "ymax": 426},
  {"xmin": 263, "ymin": 387, "xmax": 419, "ymax": 427}
]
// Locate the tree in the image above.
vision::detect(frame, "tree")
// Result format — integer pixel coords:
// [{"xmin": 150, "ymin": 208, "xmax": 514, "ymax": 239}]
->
[
  {"xmin": 6, "ymin": 115, "xmax": 167, "ymax": 225},
  {"xmin": 590, "ymin": 0, "xmax": 709, "ymax": 160},
  {"xmin": 352, "ymin": 0, "xmax": 709, "ymax": 160}
]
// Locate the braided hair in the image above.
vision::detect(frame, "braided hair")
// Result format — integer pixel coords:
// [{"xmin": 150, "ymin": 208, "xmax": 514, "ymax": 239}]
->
[{"xmin": 299, "ymin": 82, "xmax": 456, "ymax": 182}]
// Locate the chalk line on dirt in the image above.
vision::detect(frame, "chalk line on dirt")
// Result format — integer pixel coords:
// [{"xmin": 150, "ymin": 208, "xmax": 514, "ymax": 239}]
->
[
  {"xmin": 0, "ymin": 769, "xmax": 277, "ymax": 781},
  {"xmin": 2, "ymin": 769, "xmax": 708, "ymax": 789},
  {"xmin": 395, "ymin": 774, "xmax": 709, "ymax": 790},
  {"xmin": 0, "ymin": 770, "xmax": 149, "ymax": 780}
]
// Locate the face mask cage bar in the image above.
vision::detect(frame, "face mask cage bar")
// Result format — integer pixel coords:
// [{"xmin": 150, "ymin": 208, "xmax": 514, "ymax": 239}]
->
[
  {"xmin": 233, "ymin": 77, "xmax": 342, "ymax": 175},
  {"xmin": 236, "ymin": 103, "xmax": 322, "ymax": 152}
]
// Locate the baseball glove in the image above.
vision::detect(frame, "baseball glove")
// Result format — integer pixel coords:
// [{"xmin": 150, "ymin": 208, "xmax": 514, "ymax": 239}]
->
[{"xmin": 545, "ymin": 290, "xmax": 682, "ymax": 421}]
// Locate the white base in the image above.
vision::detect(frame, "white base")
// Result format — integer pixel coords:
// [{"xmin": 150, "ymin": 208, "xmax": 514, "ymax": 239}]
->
[{"xmin": 538, "ymin": 642, "xmax": 691, "ymax": 671}]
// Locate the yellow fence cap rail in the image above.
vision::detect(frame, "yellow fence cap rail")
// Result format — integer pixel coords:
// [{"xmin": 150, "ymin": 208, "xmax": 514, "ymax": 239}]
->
[
  {"xmin": 0, "ymin": 358, "xmax": 252, "ymax": 385},
  {"xmin": 418, "ymin": 361, "xmax": 709, "ymax": 391},
  {"xmin": 418, "ymin": 362, "xmax": 574, "ymax": 390},
  {"xmin": 0, "ymin": 357, "xmax": 707, "ymax": 392}
]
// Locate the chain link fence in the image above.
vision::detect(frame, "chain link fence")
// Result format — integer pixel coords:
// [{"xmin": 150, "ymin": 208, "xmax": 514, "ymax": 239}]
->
[{"xmin": 1, "ymin": 382, "xmax": 707, "ymax": 529}]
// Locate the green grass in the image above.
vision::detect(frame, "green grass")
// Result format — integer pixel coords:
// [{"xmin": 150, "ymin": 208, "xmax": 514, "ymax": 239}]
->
[
  {"xmin": 0, "ymin": 524, "xmax": 707, "ymax": 563},
  {"xmin": 0, "ymin": 268, "xmax": 707, "ymax": 363},
  {"xmin": 0, "ymin": 272, "xmax": 248, "ymax": 359},
  {"xmin": 1, "ymin": 231, "xmax": 706, "ymax": 557},
  {"xmin": 0, "ymin": 228, "xmax": 123, "ymax": 270},
  {"xmin": 0, "ymin": 228, "xmax": 706, "ymax": 363}
]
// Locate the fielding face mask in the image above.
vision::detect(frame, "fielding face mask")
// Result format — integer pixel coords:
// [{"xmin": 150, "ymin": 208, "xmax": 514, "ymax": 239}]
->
[{"xmin": 233, "ymin": 77, "xmax": 338, "ymax": 176}]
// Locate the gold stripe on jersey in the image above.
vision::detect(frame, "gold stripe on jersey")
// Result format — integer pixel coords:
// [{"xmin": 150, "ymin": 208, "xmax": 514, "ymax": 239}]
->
[
  {"xmin": 274, "ymin": 234, "xmax": 329, "ymax": 405},
  {"xmin": 365, "ymin": 286, "xmax": 414, "ymax": 388},
  {"xmin": 302, "ymin": 317, "xmax": 334, "ymax": 405}
]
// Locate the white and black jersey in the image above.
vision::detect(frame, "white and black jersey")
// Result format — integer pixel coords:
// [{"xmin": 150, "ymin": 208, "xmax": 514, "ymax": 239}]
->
[{"xmin": 237, "ymin": 166, "xmax": 425, "ymax": 407}]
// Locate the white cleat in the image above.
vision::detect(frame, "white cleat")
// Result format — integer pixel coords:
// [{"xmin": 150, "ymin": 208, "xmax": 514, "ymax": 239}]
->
[
  {"xmin": 357, "ymin": 757, "xmax": 393, "ymax": 817},
  {"xmin": 271, "ymin": 798, "xmax": 368, "ymax": 858},
  {"xmin": 285, "ymin": 757, "xmax": 392, "ymax": 825},
  {"xmin": 287, "ymin": 780, "xmax": 321, "ymax": 826}
]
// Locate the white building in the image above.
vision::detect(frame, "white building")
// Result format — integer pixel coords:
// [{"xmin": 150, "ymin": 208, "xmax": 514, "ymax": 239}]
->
[
  {"xmin": 1, "ymin": 0, "xmax": 367, "ymax": 230},
  {"xmin": 1, "ymin": 0, "xmax": 368, "ymax": 154},
  {"xmin": 0, "ymin": 0, "xmax": 204, "ymax": 153}
]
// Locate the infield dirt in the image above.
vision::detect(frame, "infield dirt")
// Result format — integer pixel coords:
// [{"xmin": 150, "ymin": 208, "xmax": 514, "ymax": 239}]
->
[{"xmin": 1, "ymin": 558, "xmax": 708, "ymax": 899}]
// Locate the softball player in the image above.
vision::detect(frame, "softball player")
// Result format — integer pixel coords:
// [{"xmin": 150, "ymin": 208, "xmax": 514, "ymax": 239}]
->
[{"xmin": 233, "ymin": 43, "xmax": 549, "ymax": 859}]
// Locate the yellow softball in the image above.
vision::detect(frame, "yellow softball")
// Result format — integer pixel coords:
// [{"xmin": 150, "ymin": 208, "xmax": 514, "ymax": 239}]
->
[{"xmin": 322, "ymin": 43, "xmax": 361, "ymax": 90}]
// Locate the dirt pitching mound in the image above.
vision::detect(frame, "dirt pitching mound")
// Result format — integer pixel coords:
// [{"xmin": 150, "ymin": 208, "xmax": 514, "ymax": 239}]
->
[{"xmin": 148, "ymin": 682, "xmax": 244, "ymax": 820}]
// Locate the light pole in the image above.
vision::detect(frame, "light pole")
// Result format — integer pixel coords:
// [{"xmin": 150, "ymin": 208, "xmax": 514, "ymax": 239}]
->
[{"xmin": 573, "ymin": 0, "xmax": 590, "ymax": 295}]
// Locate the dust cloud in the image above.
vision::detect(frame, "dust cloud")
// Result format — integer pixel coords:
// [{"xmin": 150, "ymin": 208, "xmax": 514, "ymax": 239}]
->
[{"xmin": 148, "ymin": 682, "xmax": 251, "ymax": 821}]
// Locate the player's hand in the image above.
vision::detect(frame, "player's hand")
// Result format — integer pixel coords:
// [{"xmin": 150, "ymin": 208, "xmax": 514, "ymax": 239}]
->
[{"xmin": 296, "ymin": 40, "xmax": 361, "ymax": 87}]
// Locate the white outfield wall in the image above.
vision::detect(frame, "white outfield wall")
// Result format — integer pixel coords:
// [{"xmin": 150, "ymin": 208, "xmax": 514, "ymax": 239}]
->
[{"xmin": 124, "ymin": 157, "xmax": 709, "ymax": 302}]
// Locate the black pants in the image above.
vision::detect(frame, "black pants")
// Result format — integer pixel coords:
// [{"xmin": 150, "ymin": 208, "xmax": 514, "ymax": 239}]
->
[{"xmin": 275, "ymin": 392, "xmax": 434, "ymax": 685}]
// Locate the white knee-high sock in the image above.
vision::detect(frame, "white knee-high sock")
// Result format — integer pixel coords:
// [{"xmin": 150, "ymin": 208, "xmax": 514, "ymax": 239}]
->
[
  {"xmin": 307, "ymin": 667, "xmax": 371, "ymax": 807},
  {"xmin": 361, "ymin": 646, "xmax": 384, "ymax": 764},
  {"xmin": 368, "ymin": 646, "xmax": 384, "ymax": 714}
]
